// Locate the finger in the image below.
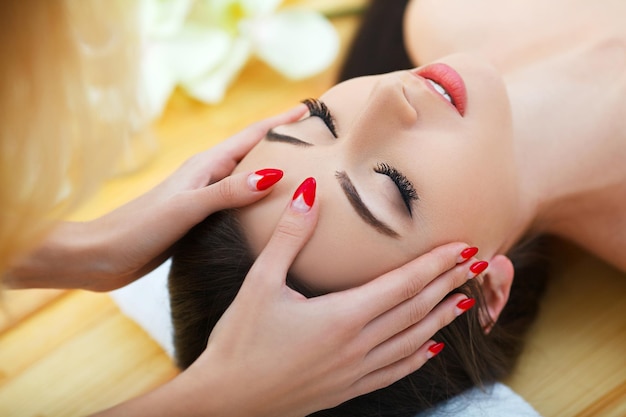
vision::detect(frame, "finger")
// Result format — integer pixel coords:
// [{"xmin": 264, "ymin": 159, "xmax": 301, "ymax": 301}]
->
[
  {"xmin": 348, "ymin": 341, "xmax": 436, "ymax": 400},
  {"xmin": 193, "ymin": 169, "xmax": 285, "ymax": 216},
  {"xmin": 339, "ymin": 243, "xmax": 473, "ymax": 324},
  {"xmin": 350, "ymin": 293, "xmax": 471, "ymax": 397},
  {"xmin": 362, "ymin": 292, "xmax": 469, "ymax": 373},
  {"xmin": 246, "ymin": 177, "xmax": 319, "ymax": 290},
  {"xmin": 215, "ymin": 104, "xmax": 307, "ymax": 162},
  {"xmin": 362, "ymin": 256, "xmax": 480, "ymax": 347}
]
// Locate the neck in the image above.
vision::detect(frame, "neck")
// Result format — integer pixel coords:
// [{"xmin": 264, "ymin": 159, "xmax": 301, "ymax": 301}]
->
[{"xmin": 494, "ymin": 38, "xmax": 626, "ymax": 269}]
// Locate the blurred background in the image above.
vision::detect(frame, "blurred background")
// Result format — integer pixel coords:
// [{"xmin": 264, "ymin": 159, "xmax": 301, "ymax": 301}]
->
[{"xmin": 0, "ymin": 1, "xmax": 624, "ymax": 416}]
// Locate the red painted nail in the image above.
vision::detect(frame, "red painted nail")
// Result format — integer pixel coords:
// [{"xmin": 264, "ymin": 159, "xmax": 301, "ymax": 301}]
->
[
  {"xmin": 427, "ymin": 342, "xmax": 445, "ymax": 359},
  {"xmin": 469, "ymin": 260, "xmax": 489, "ymax": 276},
  {"xmin": 460, "ymin": 247, "xmax": 479, "ymax": 261},
  {"xmin": 455, "ymin": 298, "xmax": 476, "ymax": 316},
  {"xmin": 249, "ymin": 169, "xmax": 284, "ymax": 191},
  {"xmin": 291, "ymin": 177, "xmax": 316, "ymax": 213}
]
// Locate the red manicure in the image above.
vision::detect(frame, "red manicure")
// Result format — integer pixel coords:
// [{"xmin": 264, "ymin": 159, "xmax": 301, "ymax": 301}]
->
[
  {"xmin": 250, "ymin": 169, "xmax": 284, "ymax": 191},
  {"xmin": 427, "ymin": 342, "xmax": 445, "ymax": 359},
  {"xmin": 455, "ymin": 298, "xmax": 476, "ymax": 316},
  {"xmin": 460, "ymin": 247, "xmax": 479, "ymax": 261},
  {"xmin": 469, "ymin": 260, "xmax": 489, "ymax": 275},
  {"xmin": 291, "ymin": 177, "xmax": 316, "ymax": 213}
]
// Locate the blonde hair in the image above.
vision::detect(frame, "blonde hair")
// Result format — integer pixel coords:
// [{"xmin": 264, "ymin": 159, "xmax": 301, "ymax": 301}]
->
[{"xmin": 0, "ymin": 0, "xmax": 142, "ymax": 273}]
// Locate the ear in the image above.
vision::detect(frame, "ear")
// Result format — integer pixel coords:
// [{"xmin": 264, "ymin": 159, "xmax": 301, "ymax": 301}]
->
[{"xmin": 479, "ymin": 254, "xmax": 514, "ymax": 333}]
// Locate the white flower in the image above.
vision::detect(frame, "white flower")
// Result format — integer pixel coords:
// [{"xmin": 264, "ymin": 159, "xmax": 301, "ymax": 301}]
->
[{"xmin": 137, "ymin": 0, "xmax": 339, "ymax": 121}]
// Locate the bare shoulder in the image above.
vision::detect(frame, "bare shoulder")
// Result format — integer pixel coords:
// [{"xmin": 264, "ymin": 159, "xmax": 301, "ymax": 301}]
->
[{"xmin": 403, "ymin": 0, "xmax": 626, "ymax": 64}]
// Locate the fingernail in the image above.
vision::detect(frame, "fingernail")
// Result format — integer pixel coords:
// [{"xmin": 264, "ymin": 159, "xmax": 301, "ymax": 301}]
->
[
  {"xmin": 455, "ymin": 298, "xmax": 476, "ymax": 316},
  {"xmin": 427, "ymin": 342, "xmax": 445, "ymax": 359},
  {"xmin": 248, "ymin": 169, "xmax": 284, "ymax": 191},
  {"xmin": 468, "ymin": 260, "xmax": 489, "ymax": 278},
  {"xmin": 291, "ymin": 177, "xmax": 316, "ymax": 213},
  {"xmin": 459, "ymin": 247, "xmax": 479, "ymax": 262}
]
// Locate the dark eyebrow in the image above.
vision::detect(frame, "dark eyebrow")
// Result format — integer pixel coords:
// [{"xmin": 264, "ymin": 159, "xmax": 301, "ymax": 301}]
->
[
  {"xmin": 335, "ymin": 171, "xmax": 400, "ymax": 238},
  {"xmin": 266, "ymin": 128, "xmax": 312, "ymax": 147}
]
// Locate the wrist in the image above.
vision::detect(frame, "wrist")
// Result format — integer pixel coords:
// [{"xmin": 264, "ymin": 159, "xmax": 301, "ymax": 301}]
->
[{"xmin": 180, "ymin": 349, "xmax": 308, "ymax": 417}]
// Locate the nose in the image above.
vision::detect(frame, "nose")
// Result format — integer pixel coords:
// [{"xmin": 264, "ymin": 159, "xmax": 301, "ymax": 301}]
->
[{"xmin": 344, "ymin": 73, "xmax": 417, "ymax": 155}]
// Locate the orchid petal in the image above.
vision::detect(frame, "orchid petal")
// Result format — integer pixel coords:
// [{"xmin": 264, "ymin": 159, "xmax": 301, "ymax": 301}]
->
[
  {"xmin": 197, "ymin": 0, "xmax": 281, "ymax": 20},
  {"xmin": 246, "ymin": 10, "xmax": 339, "ymax": 80},
  {"xmin": 181, "ymin": 37, "xmax": 252, "ymax": 103},
  {"xmin": 164, "ymin": 26, "xmax": 232, "ymax": 80},
  {"xmin": 186, "ymin": 0, "xmax": 232, "ymax": 27},
  {"xmin": 240, "ymin": 0, "xmax": 282, "ymax": 16},
  {"xmin": 139, "ymin": 0, "xmax": 194, "ymax": 38},
  {"xmin": 138, "ymin": 42, "xmax": 178, "ymax": 119}
]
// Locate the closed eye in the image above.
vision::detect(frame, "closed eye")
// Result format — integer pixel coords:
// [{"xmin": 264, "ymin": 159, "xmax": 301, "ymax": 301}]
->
[
  {"xmin": 302, "ymin": 98, "xmax": 337, "ymax": 138},
  {"xmin": 374, "ymin": 162, "xmax": 418, "ymax": 216}
]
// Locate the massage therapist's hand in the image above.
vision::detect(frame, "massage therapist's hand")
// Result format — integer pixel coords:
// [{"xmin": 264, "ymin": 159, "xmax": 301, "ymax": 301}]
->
[
  {"xmin": 112, "ymin": 178, "xmax": 485, "ymax": 417},
  {"xmin": 5, "ymin": 105, "xmax": 306, "ymax": 291}
]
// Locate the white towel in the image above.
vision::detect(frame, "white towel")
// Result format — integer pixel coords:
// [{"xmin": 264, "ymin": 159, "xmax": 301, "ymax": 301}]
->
[
  {"xmin": 109, "ymin": 260, "xmax": 542, "ymax": 417},
  {"xmin": 416, "ymin": 383, "xmax": 542, "ymax": 417}
]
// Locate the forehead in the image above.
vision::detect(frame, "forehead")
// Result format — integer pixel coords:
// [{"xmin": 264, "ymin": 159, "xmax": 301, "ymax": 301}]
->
[{"xmin": 235, "ymin": 158, "xmax": 424, "ymax": 292}]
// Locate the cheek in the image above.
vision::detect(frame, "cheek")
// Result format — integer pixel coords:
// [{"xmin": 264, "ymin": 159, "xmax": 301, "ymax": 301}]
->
[{"xmin": 416, "ymin": 135, "xmax": 518, "ymax": 252}]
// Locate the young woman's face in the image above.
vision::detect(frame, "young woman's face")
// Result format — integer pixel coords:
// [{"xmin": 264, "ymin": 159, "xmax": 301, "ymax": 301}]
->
[{"xmin": 234, "ymin": 54, "xmax": 519, "ymax": 292}]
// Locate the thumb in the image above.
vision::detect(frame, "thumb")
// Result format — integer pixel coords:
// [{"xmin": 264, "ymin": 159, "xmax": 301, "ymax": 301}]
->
[
  {"xmin": 195, "ymin": 168, "xmax": 284, "ymax": 215},
  {"xmin": 246, "ymin": 177, "xmax": 319, "ymax": 291}
]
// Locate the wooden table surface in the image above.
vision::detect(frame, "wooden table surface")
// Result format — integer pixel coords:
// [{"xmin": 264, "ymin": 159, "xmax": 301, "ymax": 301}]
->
[{"xmin": 1, "ymin": 1, "xmax": 625, "ymax": 415}]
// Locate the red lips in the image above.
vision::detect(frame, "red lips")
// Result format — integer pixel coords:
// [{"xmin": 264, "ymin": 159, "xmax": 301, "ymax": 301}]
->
[{"xmin": 413, "ymin": 63, "xmax": 467, "ymax": 116}]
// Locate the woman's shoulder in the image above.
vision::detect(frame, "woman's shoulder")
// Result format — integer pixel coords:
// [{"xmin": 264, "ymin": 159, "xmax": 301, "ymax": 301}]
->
[{"xmin": 403, "ymin": 0, "xmax": 625, "ymax": 64}]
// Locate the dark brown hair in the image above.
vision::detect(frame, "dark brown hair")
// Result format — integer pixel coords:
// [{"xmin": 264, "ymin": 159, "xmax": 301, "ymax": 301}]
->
[
  {"xmin": 169, "ymin": 2, "xmax": 551, "ymax": 414},
  {"xmin": 338, "ymin": 0, "xmax": 414, "ymax": 82}
]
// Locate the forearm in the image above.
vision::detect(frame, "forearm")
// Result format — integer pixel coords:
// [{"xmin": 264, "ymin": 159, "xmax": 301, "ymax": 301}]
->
[
  {"xmin": 90, "ymin": 376, "xmax": 206, "ymax": 417},
  {"xmin": 4, "ymin": 222, "xmax": 114, "ymax": 291},
  {"xmin": 90, "ymin": 366, "xmax": 270, "ymax": 417}
]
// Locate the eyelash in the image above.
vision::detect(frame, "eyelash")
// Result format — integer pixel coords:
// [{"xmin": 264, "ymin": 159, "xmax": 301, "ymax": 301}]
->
[
  {"xmin": 300, "ymin": 98, "xmax": 416, "ymax": 216},
  {"xmin": 302, "ymin": 98, "xmax": 337, "ymax": 137},
  {"xmin": 374, "ymin": 162, "xmax": 418, "ymax": 215}
]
